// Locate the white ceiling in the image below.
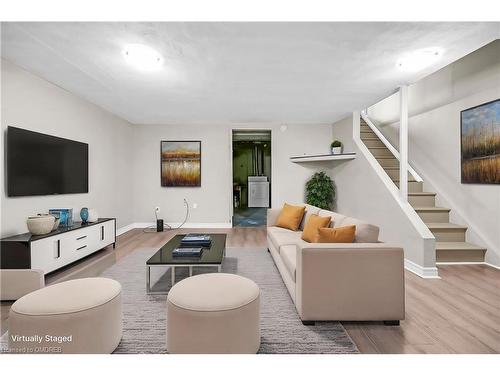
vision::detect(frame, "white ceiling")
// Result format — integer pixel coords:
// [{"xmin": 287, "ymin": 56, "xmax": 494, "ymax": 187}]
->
[{"xmin": 1, "ymin": 22, "xmax": 498, "ymax": 124}]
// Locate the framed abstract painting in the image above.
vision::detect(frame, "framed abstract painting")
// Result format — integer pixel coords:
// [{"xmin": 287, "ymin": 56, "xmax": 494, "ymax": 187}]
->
[
  {"xmin": 460, "ymin": 99, "xmax": 500, "ymax": 184},
  {"xmin": 161, "ymin": 141, "xmax": 201, "ymax": 187}
]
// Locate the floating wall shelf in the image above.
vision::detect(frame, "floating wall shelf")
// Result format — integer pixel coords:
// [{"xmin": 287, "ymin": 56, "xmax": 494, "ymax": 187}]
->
[{"xmin": 290, "ymin": 152, "xmax": 356, "ymax": 163}]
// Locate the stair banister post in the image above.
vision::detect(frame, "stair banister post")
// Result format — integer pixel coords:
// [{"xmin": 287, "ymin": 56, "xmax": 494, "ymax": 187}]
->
[
  {"xmin": 353, "ymin": 111, "xmax": 360, "ymax": 140},
  {"xmin": 399, "ymin": 85, "xmax": 409, "ymax": 202}
]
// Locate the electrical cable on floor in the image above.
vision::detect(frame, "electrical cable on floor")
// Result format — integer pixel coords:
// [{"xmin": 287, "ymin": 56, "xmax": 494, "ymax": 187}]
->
[
  {"xmin": 143, "ymin": 199, "xmax": 189, "ymax": 233},
  {"xmin": 169, "ymin": 198, "xmax": 190, "ymax": 230}
]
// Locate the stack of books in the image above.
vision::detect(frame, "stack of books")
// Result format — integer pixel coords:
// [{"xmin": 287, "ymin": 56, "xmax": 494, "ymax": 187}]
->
[{"xmin": 180, "ymin": 234, "xmax": 212, "ymax": 247}]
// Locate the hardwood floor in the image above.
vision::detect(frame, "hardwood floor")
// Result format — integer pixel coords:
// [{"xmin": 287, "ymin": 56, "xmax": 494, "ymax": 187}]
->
[
  {"xmin": 344, "ymin": 265, "xmax": 500, "ymax": 353},
  {"xmin": 2, "ymin": 226, "xmax": 499, "ymax": 354}
]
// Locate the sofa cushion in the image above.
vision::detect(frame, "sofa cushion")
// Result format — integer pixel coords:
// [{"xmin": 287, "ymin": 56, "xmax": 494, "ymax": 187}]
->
[
  {"xmin": 298, "ymin": 204, "xmax": 321, "ymax": 230},
  {"xmin": 275, "ymin": 203, "xmax": 306, "ymax": 231},
  {"xmin": 318, "ymin": 209, "xmax": 347, "ymax": 228},
  {"xmin": 279, "ymin": 245, "xmax": 297, "ymax": 282},
  {"xmin": 301, "ymin": 214, "xmax": 331, "ymax": 242},
  {"xmin": 268, "ymin": 227, "xmax": 302, "ymax": 252},
  {"xmin": 267, "ymin": 226, "xmax": 294, "ymax": 235},
  {"xmin": 317, "ymin": 225, "xmax": 356, "ymax": 243},
  {"xmin": 341, "ymin": 217, "xmax": 379, "ymax": 243}
]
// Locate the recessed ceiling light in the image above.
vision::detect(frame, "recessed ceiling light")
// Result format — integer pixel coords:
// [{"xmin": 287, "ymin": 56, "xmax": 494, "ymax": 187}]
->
[
  {"xmin": 123, "ymin": 44, "xmax": 163, "ymax": 72},
  {"xmin": 396, "ymin": 47, "xmax": 443, "ymax": 72}
]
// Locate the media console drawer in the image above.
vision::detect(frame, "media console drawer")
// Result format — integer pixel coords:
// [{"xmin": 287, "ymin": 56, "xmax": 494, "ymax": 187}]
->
[{"xmin": 0, "ymin": 218, "xmax": 116, "ymax": 275}]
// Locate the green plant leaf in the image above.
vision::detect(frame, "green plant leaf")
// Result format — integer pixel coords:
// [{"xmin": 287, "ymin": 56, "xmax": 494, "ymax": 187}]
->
[{"xmin": 305, "ymin": 171, "xmax": 335, "ymax": 210}]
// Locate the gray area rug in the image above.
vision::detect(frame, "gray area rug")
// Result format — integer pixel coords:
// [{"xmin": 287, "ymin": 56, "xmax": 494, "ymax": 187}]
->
[
  {"xmin": 1, "ymin": 247, "xmax": 359, "ymax": 354},
  {"xmin": 108, "ymin": 247, "xmax": 358, "ymax": 354}
]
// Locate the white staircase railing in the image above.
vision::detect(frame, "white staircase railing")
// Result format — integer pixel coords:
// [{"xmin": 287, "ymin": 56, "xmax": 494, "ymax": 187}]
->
[{"xmin": 360, "ymin": 111, "xmax": 423, "ymax": 182}]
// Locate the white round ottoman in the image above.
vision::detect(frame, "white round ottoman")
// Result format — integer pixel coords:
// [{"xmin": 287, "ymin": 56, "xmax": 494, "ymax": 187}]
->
[
  {"xmin": 167, "ymin": 273, "xmax": 260, "ymax": 354},
  {"xmin": 9, "ymin": 277, "xmax": 122, "ymax": 354}
]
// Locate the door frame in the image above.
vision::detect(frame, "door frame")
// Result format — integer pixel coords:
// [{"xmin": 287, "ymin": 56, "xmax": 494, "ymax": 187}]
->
[{"xmin": 228, "ymin": 127, "xmax": 276, "ymax": 226}]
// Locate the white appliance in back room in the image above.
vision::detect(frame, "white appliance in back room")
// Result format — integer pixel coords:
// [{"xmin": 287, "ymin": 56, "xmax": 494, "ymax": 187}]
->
[{"xmin": 248, "ymin": 176, "xmax": 269, "ymax": 207}]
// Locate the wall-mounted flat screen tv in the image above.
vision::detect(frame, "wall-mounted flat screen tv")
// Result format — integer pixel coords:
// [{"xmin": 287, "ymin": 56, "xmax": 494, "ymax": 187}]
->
[{"xmin": 7, "ymin": 126, "xmax": 89, "ymax": 197}]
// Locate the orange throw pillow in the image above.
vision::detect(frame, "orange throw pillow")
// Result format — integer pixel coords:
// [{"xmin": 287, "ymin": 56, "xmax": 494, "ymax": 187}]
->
[
  {"xmin": 301, "ymin": 214, "xmax": 332, "ymax": 243},
  {"xmin": 275, "ymin": 203, "xmax": 306, "ymax": 231},
  {"xmin": 317, "ymin": 225, "xmax": 356, "ymax": 243}
]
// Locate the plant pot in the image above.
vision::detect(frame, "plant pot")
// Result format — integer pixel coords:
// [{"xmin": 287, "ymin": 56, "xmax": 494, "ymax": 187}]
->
[
  {"xmin": 27, "ymin": 215, "xmax": 56, "ymax": 235},
  {"xmin": 331, "ymin": 146, "xmax": 343, "ymax": 154}
]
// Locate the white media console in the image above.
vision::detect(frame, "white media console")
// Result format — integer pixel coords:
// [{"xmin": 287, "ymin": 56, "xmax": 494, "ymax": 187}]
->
[{"xmin": 0, "ymin": 218, "xmax": 116, "ymax": 274}]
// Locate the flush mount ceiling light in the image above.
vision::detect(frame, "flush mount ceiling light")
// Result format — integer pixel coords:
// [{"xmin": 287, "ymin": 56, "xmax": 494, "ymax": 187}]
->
[
  {"xmin": 396, "ymin": 47, "xmax": 443, "ymax": 72},
  {"xmin": 123, "ymin": 44, "xmax": 163, "ymax": 71}
]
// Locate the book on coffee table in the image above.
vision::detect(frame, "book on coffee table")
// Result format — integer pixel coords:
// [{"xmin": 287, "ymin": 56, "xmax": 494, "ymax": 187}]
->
[
  {"xmin": 172, "ymin": 247, "xmax": 204, "ymax": 257},
  {"xmin": 180, "ymin": 234, "xmax": 212, "ymax": 247},
  {"xmin": 182, "ymin": 234, "xmax": 211, "ymax": 241}
]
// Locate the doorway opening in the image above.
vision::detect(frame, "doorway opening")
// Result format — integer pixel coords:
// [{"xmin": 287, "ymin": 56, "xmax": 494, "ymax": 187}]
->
[{"xmin": 232, "ymin": 130, "xmax": 271, "ymax": 227}]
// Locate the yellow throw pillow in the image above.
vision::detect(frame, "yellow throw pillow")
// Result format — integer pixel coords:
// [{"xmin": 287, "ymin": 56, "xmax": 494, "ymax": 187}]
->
[
  {"xmin": 317, "ymin": 225, "xmax": 356, "ymax": 243},
  {"xmin": 275, "ymin": 203, "xmax": 306, "ymax": 231},
  {"xmin": 301, "ymin": 214, "xmax": 332, "ymax": 243}
]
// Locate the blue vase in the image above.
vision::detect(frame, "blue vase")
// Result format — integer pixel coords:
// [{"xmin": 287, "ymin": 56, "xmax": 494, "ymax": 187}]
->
[{"xmin": 80, "ymin": 207, "xmax": 89, "ymax": 224}]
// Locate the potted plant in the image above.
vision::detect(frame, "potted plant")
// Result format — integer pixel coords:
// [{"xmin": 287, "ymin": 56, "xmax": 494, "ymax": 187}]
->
[
  {"xmin": 331, "ymin": 140, "xmax": 343, "ymax": 154},
  {"xmin": 305, "ymin": 171, "xmax": 335, "ymax": 210}
]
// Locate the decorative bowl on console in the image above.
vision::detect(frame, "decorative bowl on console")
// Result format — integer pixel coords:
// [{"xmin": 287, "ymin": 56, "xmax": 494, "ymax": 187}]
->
[{"xmin": 27, "ymin": 214, "xmax": 56, "ymax": 235}]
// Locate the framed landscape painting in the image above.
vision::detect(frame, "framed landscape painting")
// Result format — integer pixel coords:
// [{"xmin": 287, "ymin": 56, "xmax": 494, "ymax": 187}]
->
[
  {"xmin": 161, "ymin": 141, "xmax": 201, "ymax": 187},
  {"xmin": 460, "ymin": 99, "xmax": 500, "ymax": 184}
]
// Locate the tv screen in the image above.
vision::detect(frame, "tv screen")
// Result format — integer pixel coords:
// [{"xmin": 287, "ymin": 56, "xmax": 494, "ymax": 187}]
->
[{"xmin": 7, "ymin": 126, "xmax": 89, "ymax": 197}]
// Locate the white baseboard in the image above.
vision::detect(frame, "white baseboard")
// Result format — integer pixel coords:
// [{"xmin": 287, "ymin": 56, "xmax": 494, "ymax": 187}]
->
[
  {"xmin": 437, "ymin": 261, "xmax": 500, "ymax": 270},
  {"xmin": 436, "ymin": 261, "xmax": 483, "ymax": 265},
  {"xmin": 404, "ymin": 259, "xmax": 440, "ymax": 278},
  {"xmin": 116, "ymin": 223, "xmax": 137, "ymax": 236},
  {"xmin": 117, "ymin": 221, "xmax": 232, "ymax": 235},
  {"xmin": 485, "ymin": 262, "xmax": 500, "ymax": 270}
]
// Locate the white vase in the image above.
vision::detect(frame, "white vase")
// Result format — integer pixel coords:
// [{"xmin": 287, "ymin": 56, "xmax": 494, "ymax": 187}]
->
[
  {"xmin": 331, "ymin": 146, "xmax": 343, "ymax": 154},
  {"xmin": 87, "ymin": 208, "xmax": 99, "ymax": 223}
]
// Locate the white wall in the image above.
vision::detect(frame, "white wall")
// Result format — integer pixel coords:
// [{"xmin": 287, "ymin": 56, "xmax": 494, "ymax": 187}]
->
[
  {"xmin": 131, "ymin": 123, "xmax": 333, "ymax": 224},
  {"xmin": 366, "ymin": 41, "xmax": 500, "ymax": 267},
  {"xmin": 0, "ymin": 59, "xmax": 135, "ymax": 237}
]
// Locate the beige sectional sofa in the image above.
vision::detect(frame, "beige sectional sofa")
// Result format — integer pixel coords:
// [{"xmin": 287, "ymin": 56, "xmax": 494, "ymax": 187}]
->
[{"xmin": 267, "ymin": 204, "xmax": 405, "ymax": 325}]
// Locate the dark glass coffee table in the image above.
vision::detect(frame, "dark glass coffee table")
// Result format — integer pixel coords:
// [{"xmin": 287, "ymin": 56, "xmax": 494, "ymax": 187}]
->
[{"xmin": 146, "ymin": 234, "xmax": 226, "ymax": 294}]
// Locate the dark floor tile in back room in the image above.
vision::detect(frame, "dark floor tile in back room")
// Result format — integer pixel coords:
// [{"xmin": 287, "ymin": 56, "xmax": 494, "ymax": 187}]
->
[{"xmin": 233, "ymin": 207, "xmax": 267, "ymax": 227}]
